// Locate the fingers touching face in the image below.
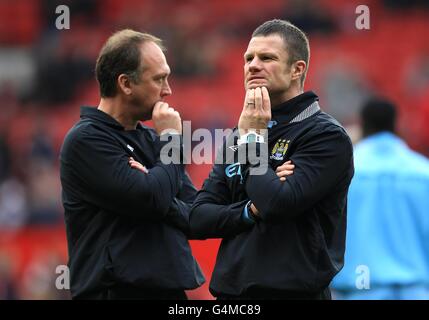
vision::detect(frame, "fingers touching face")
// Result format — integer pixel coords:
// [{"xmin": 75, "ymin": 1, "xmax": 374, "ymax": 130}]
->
[
  {"xmin": 244, "ymin": 87, "xmax": 271, "ymax": 111},
  {"xmin": 245, "ymin": 88, "xmax": 255, "ymax": 109}
]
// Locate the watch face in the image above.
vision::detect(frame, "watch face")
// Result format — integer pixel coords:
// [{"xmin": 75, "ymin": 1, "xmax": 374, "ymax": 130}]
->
[{"xmin": 248, "ymin": 133, "xmax": 256, "ymax": 143}]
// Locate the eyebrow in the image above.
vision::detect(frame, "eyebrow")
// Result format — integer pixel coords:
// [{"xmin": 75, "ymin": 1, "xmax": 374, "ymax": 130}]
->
[
  {"xmin": 153, "ymin": 71, "xmax": 170, "ymax": 79},
  {"xmin": 244, "ymin": 52, "xmax": 278, "ymax": 59}
]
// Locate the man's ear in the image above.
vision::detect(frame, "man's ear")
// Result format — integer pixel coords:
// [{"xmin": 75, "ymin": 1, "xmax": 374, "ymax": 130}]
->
[
  {"xmin": 291, "ymin": 60, "xmax": 306, "ymax": 81},
  {"xmin": 117, "ymin": 74, "xmax": 132, "ymax": 95}
]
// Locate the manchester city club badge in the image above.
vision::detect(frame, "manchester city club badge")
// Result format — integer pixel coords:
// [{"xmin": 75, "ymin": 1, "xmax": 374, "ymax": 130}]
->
[{"xmin": 270, "ymin": 139, "xmax": 290, "ymax": 161}]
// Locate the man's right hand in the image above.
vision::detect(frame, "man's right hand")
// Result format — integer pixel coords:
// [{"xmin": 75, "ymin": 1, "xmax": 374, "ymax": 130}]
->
[
  {"xmin": 152, "ymin": 102, "xmax": 182, "ymax": 135},
  {"xmin": 238, "ymin": 87, "xmax": 271, "ymax": 136}
]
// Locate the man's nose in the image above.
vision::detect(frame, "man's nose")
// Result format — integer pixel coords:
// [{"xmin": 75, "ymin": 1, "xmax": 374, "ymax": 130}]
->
[
  {"xmin": 248, "ymin": 57, "xmax": 262, "ymax": 72},
  {"xmin": 161, "ymin": 80, "xmax": 172, "ymax": 97}
]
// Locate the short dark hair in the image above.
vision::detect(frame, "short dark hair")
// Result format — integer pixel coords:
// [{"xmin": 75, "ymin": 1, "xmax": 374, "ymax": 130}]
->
[
  {"xmin": 252, "ymin": 19, "xmax": 310, "ymax": 87},
  {"xmin": 95, "ymin": 29, "xmax": 164, "ymax": 97},
  {"xmin": 360, "ymin": 97, "xmax": 397, "ymax": 137}
]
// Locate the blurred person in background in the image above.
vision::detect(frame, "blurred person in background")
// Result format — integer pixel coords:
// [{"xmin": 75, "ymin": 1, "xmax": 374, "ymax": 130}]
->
[
  {"xmin": 0, "ymin": 131, "xmax": 11, "ymax": 183},
  {"xmin": 19, "ymin": 252, "xmax": 67, "ymax": 300},
  {"xmin": 282, "ymin": 0, "xmax": 338, "ymax": 35},
  {"xmin": 331, "ymin": 98, "xmax": 429, "ymax": 299},
  {"xmin": 0, "ymin": 177, "xmax": 28, "ymax": 230},
  {"xmin": 190, "ymin": 19, "xmax": 354, "ymax": 300},
  {"xmin": 0, "ymin": 253, "xmax": 17, "ymax": 300},
  {"xmin": 60, "ymin": 29, "xmax": 204, "ymax": 300},
  {"xmin": 26, "ymin": 119, "xmax": 63, "ymax": 225}
]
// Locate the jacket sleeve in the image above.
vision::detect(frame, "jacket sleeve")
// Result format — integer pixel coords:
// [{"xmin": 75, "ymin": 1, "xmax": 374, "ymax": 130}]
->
[
  {"xmin": 163, "ymin": 171, "xmax": 198, "ymax": 236},
  {"xmin": 176, "ymin": 171, "xmax": 198, "ymax": 204},
  {"xmin": 61, "ymin": 128, "xmax": 184, "ymax": 221},
  {"xmin": 189, "ymin": 143, "xmax": 254, "ymax": 239},
  {"xmin": 244, "ymin": 127, "xmax": 354, "ymax": 222}
]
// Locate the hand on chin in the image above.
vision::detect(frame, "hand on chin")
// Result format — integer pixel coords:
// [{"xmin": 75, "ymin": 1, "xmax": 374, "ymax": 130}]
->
[{"xmin": 247, "ymin": 82, "xmax": 268, "ymax": 90}]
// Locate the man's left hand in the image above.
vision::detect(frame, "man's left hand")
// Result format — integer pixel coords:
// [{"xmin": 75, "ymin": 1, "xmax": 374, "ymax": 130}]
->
[{"xmin": 128, "ymin": 157, "xmax": 149, "ymax": 174}]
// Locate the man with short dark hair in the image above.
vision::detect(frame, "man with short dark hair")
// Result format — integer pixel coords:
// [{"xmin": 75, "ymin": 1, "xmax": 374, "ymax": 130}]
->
[
  {"xmin": 60, "ymin": 29, "xmax": 204, "ymax": 299},
  {"xmin": 190, "ymin": 19, "xmax": 354, "ymax": 299},
  {"xmin": 332, "ymin": 98, "xmax": 429, "ymax": 300}
]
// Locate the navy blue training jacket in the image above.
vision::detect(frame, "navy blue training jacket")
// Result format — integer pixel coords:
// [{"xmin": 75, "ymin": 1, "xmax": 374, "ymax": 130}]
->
[
  {"xmin": 190, "ymin": 91, "xmax": 354, "ymax": 297},
  {"xmin": 60, "ymin": 106, "xmax": 204, "ymax": 298}
]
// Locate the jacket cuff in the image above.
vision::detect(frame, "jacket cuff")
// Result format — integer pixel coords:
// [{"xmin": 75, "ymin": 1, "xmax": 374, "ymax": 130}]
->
[{"xmin": 242, "ymin": 200, "xmax": 256, "ymax": 225}]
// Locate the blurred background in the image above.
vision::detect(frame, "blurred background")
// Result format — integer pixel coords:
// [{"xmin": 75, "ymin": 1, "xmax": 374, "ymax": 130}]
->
[{"xmin": 0, "ymin": 0, "xmax": 428, "ymax": 300}]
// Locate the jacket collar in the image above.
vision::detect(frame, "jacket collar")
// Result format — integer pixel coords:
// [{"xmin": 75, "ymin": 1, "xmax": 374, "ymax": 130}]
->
[
  {"xmin": 271, "ymin": 91, "xmax": 319, "ymax": 125},
  {"xmin": 80, "ymin": 106, "xmax": 143, "ymax": 131}
]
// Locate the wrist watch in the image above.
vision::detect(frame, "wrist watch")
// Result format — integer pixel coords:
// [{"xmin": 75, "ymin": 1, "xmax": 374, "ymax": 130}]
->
[
  {"xmin": 238, "ymin": 132, "xmax": 265, "ymax": 145},
  {"xmin": 247, "ymin": 201, "xmax": 259, "ymax": 220}
]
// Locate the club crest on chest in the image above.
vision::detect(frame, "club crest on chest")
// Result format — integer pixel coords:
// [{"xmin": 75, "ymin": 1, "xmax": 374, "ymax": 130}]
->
[{"xmin": 270, "ymin": 139, "xmax": 290, "ymax": 161}]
